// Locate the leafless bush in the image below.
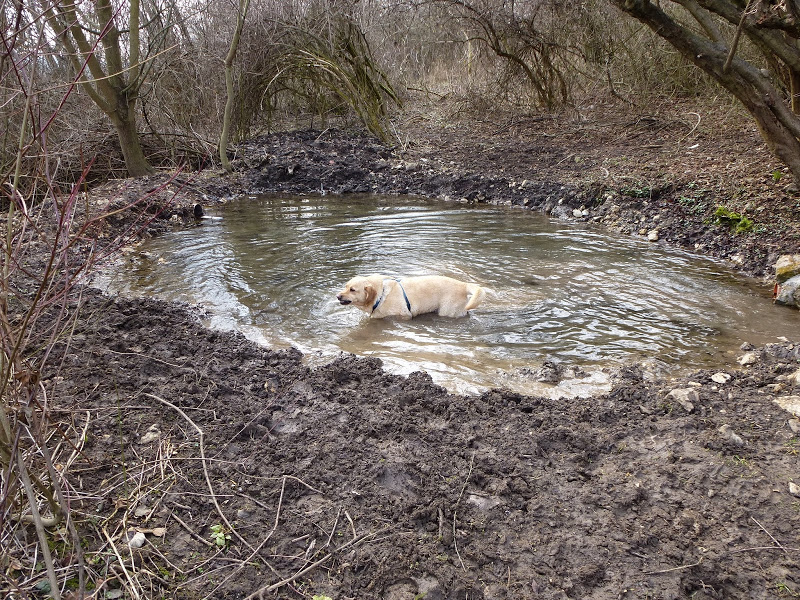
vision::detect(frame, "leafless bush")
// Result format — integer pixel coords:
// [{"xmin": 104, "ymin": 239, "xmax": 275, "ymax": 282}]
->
[
  {"xmin": 360, "ymin": 0, "xmax": 727, "ymax": 112},
  {"xmin": 3, "ymin": 0, "xmax": 757, "ymax": 194},
  {"xmin": 0, "ymin": 11, "xmax": 187, "ymax": 594}
]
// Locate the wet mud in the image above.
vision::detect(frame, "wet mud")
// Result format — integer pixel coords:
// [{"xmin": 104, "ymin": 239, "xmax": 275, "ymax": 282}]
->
[{"xmin": 14, "ymin": 120, "xmax": 800, "ymax": 599}]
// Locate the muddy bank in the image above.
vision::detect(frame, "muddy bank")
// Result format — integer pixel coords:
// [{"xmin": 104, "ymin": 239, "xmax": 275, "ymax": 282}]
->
[
  {"xmin": 42, "ymin": 286, "xmax": 800, "ymax": 600},
  {"xmin": 137, "ymin": 125, "xmax": 799, "ymax": 280},
  {"xmin": 6, "ymin": 119, "xmax": 800, "ymax": 599},
  {"xmin": 241, "ymin": 124, "xmax": 800, "ymax": 280}
]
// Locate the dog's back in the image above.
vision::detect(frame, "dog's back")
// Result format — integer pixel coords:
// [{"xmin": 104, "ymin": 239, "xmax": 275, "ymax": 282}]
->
[
  {"xmin": 402, "ymin": 275, "xmax": 484, "ymax": 317},
  {"xmin": 338, "ymin": 274, "xmax": 485, "ymax": 319}
]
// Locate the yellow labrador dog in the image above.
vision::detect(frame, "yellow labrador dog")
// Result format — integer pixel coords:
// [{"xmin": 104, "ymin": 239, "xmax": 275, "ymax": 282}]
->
[{"xmin": 336, "ymin": 274, "xmax": 485, "ymax": 319}]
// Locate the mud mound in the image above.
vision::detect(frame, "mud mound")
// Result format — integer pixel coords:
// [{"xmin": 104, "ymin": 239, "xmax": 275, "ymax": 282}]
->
[
  {"xmin": 7, "ymin": 110, "xmax": 800, "ymax": 598},
  {"xmin": 34, "ymin": 287, "xmax": 798, "ymax": 599}
]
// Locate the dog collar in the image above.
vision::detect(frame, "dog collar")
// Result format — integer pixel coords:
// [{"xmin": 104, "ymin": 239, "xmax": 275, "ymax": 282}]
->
[{"xmin": 372, "ymin": 279, "xmax": 412, "ymax": 314}]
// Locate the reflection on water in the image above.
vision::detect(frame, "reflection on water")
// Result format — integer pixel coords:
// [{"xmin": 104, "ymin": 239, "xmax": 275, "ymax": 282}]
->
[{"xmin": 96, "ymin": 194, "xmax": 800, "ymax": 397}]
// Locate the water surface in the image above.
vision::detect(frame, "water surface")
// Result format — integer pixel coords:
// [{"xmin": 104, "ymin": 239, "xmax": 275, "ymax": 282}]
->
[{"xmin": 98, "ymin": 194, "xmax": 800, "ymax": 397}]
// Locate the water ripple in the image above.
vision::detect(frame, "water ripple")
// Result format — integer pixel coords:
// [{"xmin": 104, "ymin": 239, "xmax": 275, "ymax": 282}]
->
[{"xmin": 95, "ymin": 194, "xmax": 800, "ymax": 397}]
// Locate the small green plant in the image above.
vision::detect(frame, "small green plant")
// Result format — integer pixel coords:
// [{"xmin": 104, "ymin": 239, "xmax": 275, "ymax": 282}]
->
[
  {"xmin": 312, "ymin": 595, "xmax": 334, "ymax": 600},
  {"xmin": 711, "ymin": 206, "xmax": 753, "ymax": 233},
  {"xmin": 773, "ymin": 169, "xmax": 784, "ymax": 182},
  {"xmin": 775, "ymin": 581, "xmax": 799, "ymax": 597},
  {"xmin": 785, "ymin": 438, "xmax": 799, "ymax": 456},
  {"xmin": 678, "ymin": 195, "xmax": 708, "ymax": 215},
  {"xmin": 731, "ymin": 455, "xmax": 751, "ymax": 468},
  {"xmin": 620, "ymin": 184, "xmax": 652, "ymax": 198},
  {"xmin": 209, "ymin": 524, "xmax": 231, "ymax": 549}
]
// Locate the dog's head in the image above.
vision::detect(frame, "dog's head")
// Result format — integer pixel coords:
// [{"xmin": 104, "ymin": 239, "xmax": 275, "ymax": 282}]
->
[{"xmin": 336, "ymin": 276, "xmax": 378, "ymax": 308}]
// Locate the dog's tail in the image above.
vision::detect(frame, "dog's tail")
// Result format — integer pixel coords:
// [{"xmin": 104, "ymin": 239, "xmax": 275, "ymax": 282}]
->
[{"xmin": 464, "ymin": 284, "xmax": 486, "ymax": 311}]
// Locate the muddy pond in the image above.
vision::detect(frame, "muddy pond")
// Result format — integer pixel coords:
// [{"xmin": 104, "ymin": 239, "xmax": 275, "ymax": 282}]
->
[{"xmin": 97, "ymin": 194, "xmax": 800, "ymax": 397}]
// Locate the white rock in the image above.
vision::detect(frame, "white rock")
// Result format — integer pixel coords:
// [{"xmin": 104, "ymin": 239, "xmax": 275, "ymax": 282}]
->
[
  {"xmin": 466, "ymin": 493, "xmax": 503, "ymax": 512},
  {"xmin": 718, "ymin": 424, "xmax": 744, "ymax": 446},
  {"xmin": 572, "ymin": 208, "xmax": 583, "ymax": 218},
  {"xmin": 711, "ymin": 372, "xmax": 731, "ymax": 384},
  {"xmin": 139, "ymin": 424, "xmax": 161, "ymax": 444},
  {"xmin": 126, "ymin": 531, "xmax": 146, "ymax": 549},
  {"xmin": 774, "ymin": 396, "xmax": 800, "ymax": 417},
  {"xmin": 647, "ymin": 230, "xmax": 659, "ymax": 242},
  {"xmin": 789, "ymin": 419, "xmax": 800, "ymax": 434},
  {"xmin": 787, "ymin": 369, "xmax": 800, "ymax": 386},
  {"xmin": 790, "ymin": 482, "xmax": 800, "ymax": 498},
  {"xmin": 775, "ymin": 254, "xmax": 800, "ymax": 283},
  {"xmin": 738, "ymin": 352, "xmax": 757, "ymax": 366},
  {"xmin": 774, "ymin": 274, "xmax": 800, "ymax": 306},
  {"xmin": 668, "ymin": 388, "xmax": 698, "ymax": 412}
]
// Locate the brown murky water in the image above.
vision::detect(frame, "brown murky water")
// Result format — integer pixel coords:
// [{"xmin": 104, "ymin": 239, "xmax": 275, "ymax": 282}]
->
[{"xmin": 98, "ymin": 194, "xmax": 800, "ymax": 397}]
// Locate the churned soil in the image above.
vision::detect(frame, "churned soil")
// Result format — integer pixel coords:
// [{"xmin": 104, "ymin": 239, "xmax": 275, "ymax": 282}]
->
[{"xmin": 8, "ymin": 98, "xmax": 800, "ymax": 600}]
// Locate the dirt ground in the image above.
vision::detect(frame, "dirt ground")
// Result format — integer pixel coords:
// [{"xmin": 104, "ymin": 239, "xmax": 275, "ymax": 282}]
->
[{"xmin": 6, "ymin": 98, "xmax": 800, "ymax": 600}]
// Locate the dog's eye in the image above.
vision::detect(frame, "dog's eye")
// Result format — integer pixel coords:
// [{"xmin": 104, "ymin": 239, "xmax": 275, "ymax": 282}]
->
[{"xmin": 350, "ymin": 287, "xmax": 355, "ymax": 292}]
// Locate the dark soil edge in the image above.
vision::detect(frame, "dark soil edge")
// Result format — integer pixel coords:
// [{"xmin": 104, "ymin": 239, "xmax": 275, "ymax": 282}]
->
[{"xmin": 14, "ymin": 125, "xmax": 799, "ymax": 600}]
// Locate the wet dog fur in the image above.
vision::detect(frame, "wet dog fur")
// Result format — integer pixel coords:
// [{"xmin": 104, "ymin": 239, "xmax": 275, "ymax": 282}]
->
[{"xmin": 337, "ymin": 274, "xmax": 485, "ymax": 319}]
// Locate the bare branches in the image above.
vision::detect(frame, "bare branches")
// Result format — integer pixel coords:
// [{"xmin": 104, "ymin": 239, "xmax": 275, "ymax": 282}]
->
[
  {"xmin": 613, "ymin": 0, "xmax": 800, "ymax": 180},
  {"xmin": 244, "ymin": 528, "xmax": 383, "ymax": 600},
  {"xmin": 0, "ymin": 41, "xmax": 187, "ymax": 590}
]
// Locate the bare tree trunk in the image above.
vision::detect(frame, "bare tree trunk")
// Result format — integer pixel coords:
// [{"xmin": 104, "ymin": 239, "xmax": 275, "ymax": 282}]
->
[
  {"xmin": 612, "ymin": 0, "xmax": 800, "ymax": 181},
  {"xmin": 44, "ymin": 0, "xmax": 161, "ymax": 177},
  {"xmin": 220, "ymin": 0, "xmax": 251, "ymax": 173},
  {"xmin": 110, "ymin": 105, "xmax": 153, "ymax": 178}
]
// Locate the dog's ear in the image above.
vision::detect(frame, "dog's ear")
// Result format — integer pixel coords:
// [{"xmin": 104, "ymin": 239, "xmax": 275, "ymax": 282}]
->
[{"xmin": 363, "ymin": 283, "xmax": 376, "ymax": 306}]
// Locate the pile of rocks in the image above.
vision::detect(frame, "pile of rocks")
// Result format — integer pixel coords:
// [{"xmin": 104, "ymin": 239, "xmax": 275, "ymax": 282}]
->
[{"xmin": 774, "ymin": 254, "xmax": 800, "ymax": 308}]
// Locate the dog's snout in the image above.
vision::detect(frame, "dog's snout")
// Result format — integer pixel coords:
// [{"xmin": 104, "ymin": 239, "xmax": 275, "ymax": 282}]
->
[{"xmin": 337, "ymin": 293, "xmax": 351, "ymax": 305}]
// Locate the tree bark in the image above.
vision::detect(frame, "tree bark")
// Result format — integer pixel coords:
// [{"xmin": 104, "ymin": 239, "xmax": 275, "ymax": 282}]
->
[
  {"xmin": 110, "ymin": 106, "xmax": 153, "ymax": 178},
  {"xmin": 220, "ymin": 0, "xmax": 251, "ymax": 173},
  {"xmin": 47, "ymin": 0, "xmax": 156, "ymax": 177},
  {"xmin": 612, "ymin": 0, "xmax": 800, "ymax": 181}
]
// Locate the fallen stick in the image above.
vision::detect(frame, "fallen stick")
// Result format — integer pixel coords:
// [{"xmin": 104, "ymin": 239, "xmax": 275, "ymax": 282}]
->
[{"xmin": 245, "ymin": 529, "xmax": 383, "ymax": 599}]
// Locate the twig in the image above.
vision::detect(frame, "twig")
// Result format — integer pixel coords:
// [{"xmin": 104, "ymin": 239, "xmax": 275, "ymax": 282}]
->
[
  {"xmin": 724, "ymin": 0, "xmax": 753, "ymax": 73},
  {"xmin": 645, "ymin": 558, "xmax": 702, "ymax": 575},
  {"xmin": 751, "ymin": 516, "xmax": 790, "ymax": 557},
  {"xmin": 453, "ymin": 451, "xmax": 476, "ymax": 572},
  {"xmin": 16, "ymin": 451, "xmax": 61, "ymax": 600},
  {"xmin": 728, "ymin": 545, "xmax": 800, "ymax": 554},
  {"xmin": 677, "ymin": 112, "xmax": 702, "ymax": 143},
  {"xmin": 344, "ymin": 510, "xmax": 356, "ymax": 540},
  {"xmin": 64, "ymin": 410, "xmax": 91, "ymax": 469},
  {"xmin": 283, "ymin": 474, "xmax": 324, "ymax": 494},
  {"xmin": 555, "ymin": 153, "xmax": 576, "ymax": 166},
  {"xmin": 325, "ymin": 507, "xmax": 342, "ymax": 548},
  {"xmin": 244, "ymin": 529, "xmax": 383, "ymax": 599},
  {"xmin": 202, "ymin": 477, "xmax": 288, "ymax": 599},
  {"xmin": 103, "ymin": 528, "xmax": 141, "ymax": 600},
  {"xmin": 170, "ymin": 510, "xmax": 215, "ymax": 548},
  {"xmin": 144, "ymin": 393, "xmax": 251, "ymax": 553}
]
